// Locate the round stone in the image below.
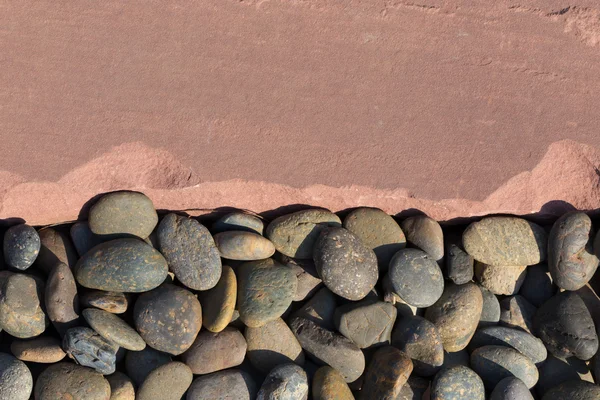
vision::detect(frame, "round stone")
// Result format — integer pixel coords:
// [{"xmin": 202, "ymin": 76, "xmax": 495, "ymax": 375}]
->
[
  {"xmin": 548, "ymin": 211, "xmax": 599, "ymax": 290},
  {"xmin": 63, "ymin": 327, "xmax": 118, "ymax": 374},
  {"xmin": 388, "ymin": 248, "xmax": 444, "ymax": 307},
  {"xmin": 200, "ymin": 264, "xmax": 237, "ymax": 332},
  {"xmin": 471, "ymin": 345, "xmax": 538, "ymax": 389},
  {"xmin": 474, "ymin": 263, "xmax": 527, "ymax": 295},
  {"xmin": 3, "ymin": 224, "xmax": 40, "ymax": 270},
  {"xmin": 10, "ymin": 336, "xmax": 66, "ymax": 363},
  {"xmin": 80, "ymin": 290, "xmax": 128, "ymax": 314},
  {"xmin": 214, "ymin": 231, "xmax": 276, "ymax": 261},
  {"xmin": 106, "ymin": 371, "xmax": 135, "ymax": 400},
  {"xmin": 313, "ymin": 227, "xmax": 378, "ymax": 301},
  {"xmin": 400, "ymin": 215, "xmax": 444, "ymax": 263},
  {"xmin": 490, "ymin": 377, "xmax": 534, "ymax": 400},
  {"xmin": 213, "ymin": 212, "xmax": 264, "ymax": 235},
  {"xmin": 35, "ymin": 227, "xmax": 78, "ymax": 273},
  {"xmin": 499, "ymin": 295, "xmax": 536, "ymax": 334},
  {"xmin": 137, "ymin": 361, "xmax": 193, "ymax": 400},
  {"xmin": 312, "ymin": 366, "xmax": 354, "ymax": 400},
  {"xmin": 518, "ymin": 263, "xmax": 556, "ymax": 307},
  {"xmin": 181, "ymin": 327, "xmax": 247, "ymax": 374},
  {"xmin": 88, "ymin": 191, "xmax": 158, "ymax": 238},
  {"xmin": 0, "ymin": 353, "xmax": 32, "ymax": 400},
  {"xmin": 445, "ymin": 231, "xmax": 474, "ymax": 284},
  {"xmin": 76, "ymin": 238, "xmax": 168, "ymax": 292},
  {"xmin": 478, "ymin": 286, "xmax": 500, "ymax": 327},
  {"xmin": 34, "ymin": 362, "xmax": 110, "ymax": 400},
  {"xmin": 542, "ymin": 380, "xmax": 600, "ymax": 400},
  {"xmin": 424, "ymin": 282, "xmax": 483, "ymax": 352},
  {"xmin": 360, "ymin": 346, "xmax": 413, "ymax": 400},
  {"xmin": 392, "ymin": 315, "xmax": 444, "ymax": 377},
  {"xmin": 157, "ymin": 213, "xmax": 222, "ymax": 290},
  {"xmin": 431, "ymin": 365, "xmax": 485, "ymax": 400},
  {"xmin": 0, "ymin": 273, "xmax": 48, "ymax": 338},
  {"xmin": 125, "ymin": 346, "xmax": 172, "ymax": 387},
  {"xmin": 187, "ymin": 369, "xmax": 257, "ymax": 400},
  {"xmin": 245, "ymin": 318, "xmax": 305, "ymax": 373},
  {"xmin": 70, "ymin": 221, "xmax": 105, "ymax": 257},
  {"xmin": 469, "ymin": 326, "xmax": 547, "ymax": 365},
  {"xmin": 266, "ymin": 209, "xmax": 342, "ymax": 259},
  {"xmin": 83, "ymin": 308, "xmax": 146, "ymax": 351},
  {"xmin": 46, "ymin": 262, "xmax": 80, "ymax": 336},
  {"xmin": 463, "ymin": 217, "xmax": 547, "ymax": 266},
  {"xmin": 334, "ymin": 298, "xmax": 397, "ymax": 349},
  {"xmin": 343, "ymin": 207, "xmax": 406, "ymax": 272},
  {"xmin": 257, "ymin": 363, "xmax": 309, "ymax": 400}
]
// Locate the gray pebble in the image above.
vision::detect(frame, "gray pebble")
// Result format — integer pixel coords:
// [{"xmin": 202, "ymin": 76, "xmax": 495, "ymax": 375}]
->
[
  {"xmin": 490, "ymin": 377, "xmax": 534, "ymax": 400},
  {"xmin": 213, "ymin": 212, "xmax": 264, "ymax": 235},
  {"xmin": 519, "ymin": 263, "xmax": 556, "ymax": 307},
  {"xmin": 469, "ymin": 326, "xmax": 547, "ymax": 365},
  {"xmin": 537, "ymin": 355, "xmax": 595, "ymax": 396},
  {"xmin": 499, "ymin": 295, "xmax": 536, "ymax": 334},
  {"xmin": 542, "ymin": 380, "xmax": 600, "ymax": 400},
  {"xmin": 125, "ymin": 346, "xmax": 172, "ymax": 387},
  {"xmin": 334, "ymin": 298, "xmax": 397, "ymax": 349},
  {"xmin": 0, "ymin": 353, "xmax": 32, "ymax": 400},
  {"xmin": 3, "ymin": 224, "xmax": 40, "ymax": 270},
  {"xmin": 389, "ymin": 248, "xmax": 444, "ymax": 307},
  {"xmin": 63, "ymin": 327, "xmax": 118, "ymax": 375},
  {"xmin": 293, "ymin": 287, "xmax": 337, "ymax": 330},
  {"xmin": 445, "ymin": 231, "xmax": 474, "ymax": 284},
  {"xmin": 257, "ymin": 363, "xmax": 309, "ymax": 400},
  {"xmin": 478, "ymin": 286, "xmax": 500, "ymax": 327},
  {"xmin": 401, "ymin": 215, "xmax": 444, "ymax": 263},
  {"xmin": 470, "ymin": 345, "xmax": 539, "ymax": 389},
  {"xmin": 70, "ymin": 221, "xmax": 105, "ymax": 257},
  {"xmin": 187, "ymin": 369, "xmax": 257, "ymax": 400},
  {"xmin": 392, "ymin": 315, "xmax": 444, "ymax": 377},
  {"xmin": 431, "ymin": 365, "xmax": 485, "ymax": 400}
]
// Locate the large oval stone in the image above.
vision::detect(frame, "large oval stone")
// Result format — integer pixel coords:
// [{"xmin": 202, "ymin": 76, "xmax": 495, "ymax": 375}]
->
[
  {"xmin": 312, "ymin": 366, "xmax": 354, "ymax": 400},
  {"xmin": 46, "ymin": 262, "xmax": 80, "ymax": 336},
  {"xmin": 474, "ymin": 263, "xmax": 527, "ymax": 295},
  {"xmin": 463, "ymin": 217, "xmax": 547, "ymax": 266},
  {"xmin": 35, "ymin": 227, "xmax": 78, "ymax": 273},
  {"xmin": 34, "ymin": 362, "xmax": 111, "ymax": 400},
  {"xmin": 75, "ymin": 238, "xmax": 168, "ymax": 292},
  {"xmin": 389, "ymin": 248, "xmax": 444, "ymax": 307},
  {"xmin": 213, "ymin": 212, "xmax": 264, "ymax": 235},
  {"xmin": 88, "ymin": 191, "xmax": 158, "ymax": 238},
  {"xmin": 431, "ymin": 365, "xmax": 485, "ymax": 400},
  {"xmin": 187, "ymin": 369, "xmax": 257, "ymax": 400},
  {"xmin": 360, "ymin": 346, "xmax": 413, "ymax": 400},
  {"xmin": 3, "ymin": 224, "xmax": 40, "ymax": 270},
  {"xmin": 214, "ymin": 231, "xmax": 276, "ymax": 261},
  {"xmin": 469, "ymin": 326, "xmax": 547, "ymax": 365},
  {"xmin": 245, "ymin": 318, "xmax": 305, "ymax": 373},
  {"xmin": 63, "ymin": 327, "xmax": 118, "ymax": 375},
  {"xmin": 334, "ymin": 298, "xmax": 397, "ymax": 349},
  {"xmin": 392, "ymin": 315, "xmax": 444, "ymax": 377},
  {"xmin": 0, "ymin": 352, "xmax": 32, "ymax": 400},
  {"xmin": 137, "ymin": 361, "xmax": 193, "ymax": 400},
  {"xmin": 257, "ymin": 363, "xmax": 309, "ymax": 400},
  {"xmin": 83, "ymin": 308, "xmax": 145, "ymax": 351},
  {"xmin": 400, "ymin": 215, "xmax": 444, "ymax": 263},
  {"xmin": 10, "ymin": 336, "xmax": 66, "ymax": 363},
  {"xmin": 200, "ymin": 264, "xmax": 237, "ymax": 332},
  {"xmin": 471, "ymin": 345, "xmax": 538, "ymax": 389},
  {"xmin": 181, "ymin": 327, "xmax": 246, "ymax": 374},
  {"xmin": 542, "ymin": 381, "xmax": 600, "ymax": 400},
  {"xmin": 0, "ymin": 273, "xmax": 48, "ymax": 338},
  {"xmin": 490, "ymin": 377, "xmax": 533, "ymax": 400}
]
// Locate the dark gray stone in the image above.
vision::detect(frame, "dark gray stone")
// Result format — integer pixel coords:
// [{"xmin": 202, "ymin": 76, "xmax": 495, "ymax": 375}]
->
[
  {"xmin": 83, "ymin": 308, "xmax": 146, "ymax": 351},
  {"xmin": 3, "ymin": 224, "xmax": 40, "ymax": 270},
  {"xmin": 478, "ymin": 286, "xmax": 500, "ymax": 327},
  {"xmin": 388, "ymin": 248, "xmax": 444, "ymax": 307},
  {"xmin": 293, "ymin": 287, "xmax": 337, "ymax": 330},
  {"xmin": 0, "ymin": 273, "xmax": 48, "ymax": 338},
  {"xmin": 499, "ymin": 295, "xmax": 536, "ymax": 334},
  {"xmin": 392, "ymin": 315, "xmax": 444, "ymax": 377},
  {"xmin": 542, "ymin": 380, "xmax": 600, "ymax": 400},
  {"xmin": 470, "ymin": 345, "xmax": 539, "ymax": 389},
  {"xmin": 62, "ymin": 327, "xmax": 118, "ymax": 375},
  {"xmin": 257, "ymin": 363, "xmax": 309, "ymax": 400},
  {"xmin": 70, "ymin": 221, "xmax": 105, "ymax": 257},
  {"xmin": 187, "ymin": 369, "xmax": 257, "ymax": 400},
  {"xmin": 397, "ymin": 375, "xmax": 430, "ymax": 400},
  {"xmin": 537, "ymin": 355, "xmax": 594, "ymax": 396},
  {"xmin": 469, "ymin": 326, "xmax": 547, "ymax": 365},
  {"xmin": 445, "ymin": 231, "xmax": 474, "ymax": 284},
  {"xmin": 490, "ymin": 377, "xmax": 534, "ymax": 400},
  {"xmin": 431, "ymin": 365, "xmax": 485, "ymax": 400},
  {"xmin": 334, "ymin": 298, "xmax": 397, "ymax": 349},
  {"xmin": 400, "ymin": 215, "xmax": 444, "ymax": 263},
  {"xmin": 519, "ymin": 263, "xmax": 556, "ymax": 307},
  {"xmin": 212, "ymin": 212, "xmax": 264, "ymax": 235},
  {"xmin": 279, "ymin": 256, "xmax": 322, "ymax": 302},
  {"xmin": 125, "ymin": 346, "xmax": 172, "ymax": 387},
  {"xmin": 0, "ymin": 352, "xmax": 32, "ymax": 400}
]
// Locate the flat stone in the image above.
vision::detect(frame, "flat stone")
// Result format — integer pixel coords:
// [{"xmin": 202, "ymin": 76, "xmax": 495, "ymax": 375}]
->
[
  {"xmin": 445, "ymin": 231, "xmax": 474, "ymax": 284},
  {"xmin": 431, "ymin": 365, "xmax": 485, "ymax": 400},
  {"xmin": 469, "ymin": 326, "xmax": 547, "ymax": 365},
  {"xmin": 88, "ymin": 191, "xmax": 158, "ymax": 238},
  {"xmin": 157, "ymin": 213, "xmax": 222, "ymax": 290},
  {"xmin": 542, "ymin": 380, "xmax": 600, "ymax": 400},
  {"xmin": 35, "ymin": 227, "xmax": 78, "ymax": 273},
  {"xmin": 106, "ymin": 371, "xmax": 135, "ymax": 400},
  {"xmin": 200, "ymin": 264, "xmax": 237, "ymax": 332},
  {"xmin": 312, "ymin": 366, "xmax": 354, "ymax": 400},
  {"xmin": 63, "ymin": 327, "xmax": 118, "ymax": 375},
  {"xmin": 388, "ymin": 248, "xmax": 444, "ymax": 307},
  {"xmin": 0, "ymin": 273, "xmax": 48, "ymax": 338},
  {"xmin": 334, "ymin": 298, "xmax": 397, "ymax": 349},
  {"xmin": 343, "ymin": 207, "xmax": 406, "ymax": 272},
  {"xmin": 46, "ymin": 262, "xmax": 80, "ymax": 336},
  {"xmin": 474, "ymin": 263, "xmax": 527, "ymax": 295},
  {"xmin": 214, "ymin": 231, "xmax": 276, "ymax": 261},
  {"xmin": 519, "ymin": 263, "xmax": 556, "ymax": 307},
  {"xmin": 392, "ymin": 315, "xmax": 444, "ymax": 377},
  {"xmin": 257, "ymin": 363, "xmax": 309, "ymax": 400},
  {"xmin": 537, "ymin": 355, "xmax": 594, "ymax": 396},
  {"xmin": 182, "ymin": 327, "xmax": 247, "ymax": 374},
  {"xmin": 471, "ymin": 345, "xmax": 539, "ymax": 389},
  {"xmin": 0, "ymin": 352, "xmax": 32, "ymax": 400},
  {"xmin": 277, "ymin": 256, "xmax": 322, "ymax": 302},
  {"xmin": 70, "ymin": 221, "xmax": 106, "ymax": 257},
  {"xmin": 424, "ymin": 282, "xmax": 483, "ymax": 352},
  {"xmin": 313, "ymin": 227, "xmax": 378, "ymax": 301},
  {"xmin": 490, "ymin": 377, "xmax": 534, "ymax": 400},
  {"xmin": 478, "ymin": 286, "xmax": 500, "ymax": 327},
  {"xmin": 125, "ymin": 346, "xmax": 172, "ymax": 387},
  {"xmin": 83, "ymin": 308, "xmax": 145, "ymax": 351},
  {"xmin": 499, "ymin": 295, "xmax": 536, "ymax": 334},
  {"xmin": 293, "ymin": 287, "xmax": 337, "ymax": 330},
  {"xmin": 397, "ymin": 375, "xmax": 430, "ymax": 400},
  {"xmin": 213, "ymin": 212, "xmax": 264, "ymax": 235},
  {"xmin": 80, "ymin": 290, "xmax": 128, "ymax": 314},
  {"xmin": 34, "ymin": 362, "xmax": 111, "ymax": 400},
  {"xmin": 10, "ymin": 336, "xmax": 66, "ymax": 363},
  {"xmin": 187, "ymin": 369, "xmax": 257, "ymax": 400},
  {"xmin": 137, "ymin": 361, "xmax": 193, "ymax": 400},
  {"xmin": 245, "ymin": 318, "xmax": 305, "ymax": 373},
  {"xmin": 360, "ymin": 346, "xmax": 413, "ymax": 400},
  {"xmin": 463, "ymin": 217, "xmax": 547, "ymax": 266},
  {"xmin": 400, "ymin": 215, "xmax": 444, "ymax": 263},
  {"xmin": 3, "ymin": 224, "xmax": 40, "ymax": 270},
  {"xmin": 133, "ymin": 283, "xmax": 202, "ymax": 355}
]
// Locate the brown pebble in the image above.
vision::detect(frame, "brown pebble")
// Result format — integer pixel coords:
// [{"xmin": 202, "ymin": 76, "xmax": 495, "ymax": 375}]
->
[
  {"xmin": 360, "ymin": 346, "xmax": 413, "ymax": 400},
  {"xmin": 81, "ymin": 290, "xmax": 128, "ymax": 314},
  {"xmin": 181, "ymin": 327, "xmax": 247, "ymax": 374},
  {"xmin": 245, "ymin": 318, "xmax": 305, "ymax": 373},
  {"xmin": 45, "ymin": 262, "xmax": 80, "ymax": 336},
  {"xmin": 106, "ymin": 371, "xmax": 135, "ymax": 400},
  {"xmin": 475, "ymin": 262, "xmax": 527, "ymax": 295},
  {"xmin": 137, "ymin": 361, "xmax": 193, "ymax": 400},
  {"xmin": 312, "ymin": 366, "xmax": 355, "ymax": 400},
  {"xmin": 34, "ymin": 227, "xmax": 78, "ymax": 273},
  {"xmin": 34, "ymin": 362, "xmax": 111, "ymax": 400},
  {"xmin": 10, "ymin": 336, "xmax": 66, "ymax": 363},
  {"xmin": 200, "ymin": 265, "xmax": 237, "ymax": 333}
]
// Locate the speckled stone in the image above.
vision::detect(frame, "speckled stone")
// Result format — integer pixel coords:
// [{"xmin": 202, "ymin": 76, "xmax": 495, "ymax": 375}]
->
[
  {"xmin": 424, "ymin": 282, "xmax": 483, "ymax": 352},
  {"xmin": 478, "ymin": 286, "xmax": 500, "ymax": 327},
  {"xmin": 10, "ymin": 336, "xmax": 66, "ymax": 363},
  {"xmin": 257, "ymin": 363, "xmax": 309, "ymax": 400},
  {"xmin": 237, "ymin": 259, "xmax": 297, "ymax": 327},
  {"xmin": 125, "ymin": 346, "xmax": 172, "ymax": 387},
  {"xmin": 431, "ymin": 365, "xmax": 485, "ymax": 400},
  {"xmin": 0, "ymin": 273, "xmax": 48, "ymax": 338},
  {"xmin": 34, "ymin": 362, "xmax": 111, "ymax": 400},
  {"xmin": 397, "ymin": 375, "xmax": 430, "ymax": 400},
  {"xmin": 3, "ymin": 224, "xmax": 40, "ymax": 270},
  {"xmin": 392, "ymin": 315, "xmax": 444, "ymax": 377},
  {"xmin": 334, "ymin": 298, "xmax": 397, "ymax": 349},
  {"xmin": 88, "ymin": 191, "xmax": 158, "ymax": 238},
  {"xmin": 519, "ymin": 263, "xmax": 556, "ymax": 307},
  {"xmin": 157, "ymin": 213, "xmax": 222, "ymax": 290},
  {"xmin": 537, "ymin": 355, "xmax": 594, "ymax": 396},
  {"xmin": 400, "ymin": 215, "xmax": 444, "ymax": 263},
  {"xmin": 245, "ymin": 318, "xmax": 305, "ymax": 373},
  {"xmin": 133, "ymin": 283, "xmax": 202, "ymax": 355},
  {"xmin": 182, "ymin": 327, "xmax": 246, "ymax": 374},
  {"xmin": 70, "ymin": 221, "xmax": 106, "ymax": 257},
  {"xmin": 469, "ymin": 326, "xmax": 547, "ymax": 365},
  {"xmin": 76, "ymin": 238, "xmax": 168, "ymax": 292},
  {"xmin": 312, "ymin": 366, "xmax": 354, "ymax": 400},
  {"xmin": 186, "ymin": 369, "xmax": 258, "ymax": 400},
  {"xmin": 213, "ymin": 212, "xmax": 264, "ymax": 235},
  {"xmin": 471, "ymin": 345, "xmax": 538, "ymax": 389},
  {"xmin": 463, "ymin": 217, "xmax": 547, "ymax": 266},
  {"xmin": 214, "ymin": 231, "xmax": 276, "ymax": 261},
  {"xmin": 83, "ymin": 308, "xmax": 145, "ymax": 351},
  {"xmin": 137, "ymin": 361, "xmax": 193, "ymax": 400},
  {"xmin": 293, "ymin": 287, "xmax": 337, "ymax": 330},
  {"xmin": 490, "ymin": 377, "xmax": 534, "ymax": 400},
  {"xmin": 360, "ymin": 346, "xmax": 413, "ymax": 400},
  {"xmin": 46, "ymin": 262, "xmax": 80, "ymax": 336},
  {"xmin": 63, "ymin": 327, "xmax": 118, "ymax": 375},
  {"xmin": 388, "ymin": 248, "xmax": 444, "ymax": 307},
  {"xmin": 542, "ymin": 380, "xmax": 600, "ymax": 400},
  {"xmin": 278, "ymin": 256, "xmax": 322, "ymax": 302},
  {"xmin": 80, "ymin": 290, "xmax": 128, "ymax": 314},
  {"xmin": 200, "ymin": 264, "xmax": 237, "ymax": 332},
  {"xmin": 35, "ymin": 227, "xmax": 78, "ymax": 273},
  {"xmin": 343, "ymin": 207, "xmax": 406, "ymax": 272},
  {"xmin": 0, "ymin": 352, "xmax": 32, "ymax": 400},
  {"xmin": 499, "ymin": 295, "xmax": 536, "ymax": 334},
  {"xmin": 474, "ymin": 263, "xmax": 527, "ymax": 296},
  {"xmin": 313, "ymin": 227, "xmax": 378, "ymax": 301},
  {"xmin": 445, "ymin": 231, "xmax": 474, "ymax": 285},
  {"xmin": 106, "ymin": 371, "xmax": 135, "ymax": 400},
  {"xmin": 266, "ymin": 209, "xmax": 342, "ymax": 259}
]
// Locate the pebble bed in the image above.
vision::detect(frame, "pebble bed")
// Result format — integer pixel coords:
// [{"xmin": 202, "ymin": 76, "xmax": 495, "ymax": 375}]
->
[{"xmin": 0, "ymin": 191, "xmax": 599, "ymax": 399}]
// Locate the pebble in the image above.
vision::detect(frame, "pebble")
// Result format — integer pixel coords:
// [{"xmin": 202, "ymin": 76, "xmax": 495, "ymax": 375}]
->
[
  {"xmin": 343, "ymin": 207, "xmax": 406, "ymax": 272},
  {"xmin": 392, "ymin": 315, "xmax": 444, "ymax": 377},
  {"xmin": 289, "ymin": 316, "xmax": 365, "ymax": 382},
  {"xmin": 10, "ymin": 336, "xmax": 66, "ymax": 363},
  {"xmin": 213, "ymin": 212, "xmax": 264, "ymax": 235},
  {"xmin": 0, "ymin": 352, "xmax": 33, "ymax": 400},
  {"xmin": 499, "ymin": 295, "xmax": 536, "ymax": 334},
  {"xmin": 431, "ymin": 365, "xmax": 485, "ymax": 400},
  {"xmin": 490, "ymin": 377, "xmax": 533, "ymax": 400},
  {"xmin": 542, "ymin": 380, "xmax": 600, "ymax": 400},
  {"xmin": 106, "ymin": 371, "xmax": 135, "ymax": 400},
  {"xmin": 397, "ymin": 375, "xmax": 430, "ymax": 400},
  {"xmin": 293, "ymin": 287, "xmax": 337, "ymax": 330},
  {"xmin": 199, "ymin": 264, "xmax": 237, "ymax": 332},
  {"xmin": 469, "ymin": 326, "xmax": 547, "ymax": 365},
  {"xmin": 0, "ymin": 273, "xmax": 48, "ymax": 338},
  {"xmin": 70, "ymin": 221, "xmax": 105, "ymax": 257},
  {"xmin": 548, "ymin": 211, "xmax": 599, "ymax": 290},
  {"xmin": 360, "ymin": 346, "xmax": 413, "ymax": 400},
  {"xmin": 181, "ymin": 327, "xmax": 247, "ymax": 374},
  {"xmin": 3, "ymin": 224, "xmax": 40, "ymax": 270},
  {"xmin": 83, "ymin": 308, "xmax": 145, "ymax": 351},
  {"xmin": 80, "ymin": 290, "xmax": 128, "ymax": 314},
  {"xmin": 137, "ymin": 361, "xmax": 193, "ymax": 400},
  {"xmin": 35, "ymin": 227, "xmax": 78, "ymax": 273},
  {"xmin": 537, "ymin": 354, "xmax": 594, "ymax": 395},
  {"xmin": 46, "ymin": 262, "xmax": 80, "ymax": 336},
  {"xmin": 471, "ymin": 345, "xmax": 539, "ymax": 389},
  {"xmin": 186, "ymin": 369, "xmax": 257, "ymax": 400},
  {"xmin": 125, "ymin": 346, "xmax": 172, "ymax": 387},
  {"xmin": 462, "ymin": 217, "xmax": 547, "ymax": 266},
  {"xmin": 34, "ymin": 362, "xmax": 111, "ymax": 400},
  {"xmin": 313, "ymin": 227, "xmax": 378, "ymax": 301},
  {"xmin": 445, "ymin": 231, "xmax": 474, "ymax": 284},
  {"xmin": 312, "ymin": 366, "xmax": 354, "ymax": 400},
  {"xmin": 88, "ymin": 191, "xmax": 158, "ymax": 238},
  {"xmin": 400, "ymin": 215, "xmax": 444, "ymax": 263},
  {"xmin": 237, "ymin": 259, "xmax": 297, "ymax": 327},
  {"xmin": 474, "ymin": 263, "xmax": 527, "ymax": 295},
  {"xmin": 214, "ymin": 231, "xmax": 276, "ymax": 260},
  {"xmin": 334, "ymin": 298, "xmax": 396, "ymax": 349},
  {"xmin": 257, "ymin": 363, "xmax": 309, "ymax": 400},
  {"xmin": 245, "ymin": 318, "xmax": 305, "ymax": 373},
  {"xmin": 279, "ymin": 256, "xmax": 322, "ymax": 302},
  {"xmin": 157, "ymin": 213, "xmax": 222, "ymax": 290},
  {"xmin": 424, "ymin": 282, "xmax": 483, "ymax": 352},
  {"xmin": 518, "ymin": 263, "xmax": 556, "ymax": 307},
  {"xmin": 63, "ymin": 327, "xmax": 118, "ymax": 374},
  {"xmin": 388, "ymin": 248, "xmax": 444, "ymax": 307},
  {"xmin": 478, "ymin": 286, "xmax": 500, "ymax": 327},
  {"xmin": 133, "ymin": 283, "xmax": 202, "ymax": 355}
]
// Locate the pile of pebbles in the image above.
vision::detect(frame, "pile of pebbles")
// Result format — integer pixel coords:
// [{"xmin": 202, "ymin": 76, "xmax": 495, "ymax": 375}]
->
[{"xmin": 0, "ymin": 191, "xmax": 599, "ymax": 399}]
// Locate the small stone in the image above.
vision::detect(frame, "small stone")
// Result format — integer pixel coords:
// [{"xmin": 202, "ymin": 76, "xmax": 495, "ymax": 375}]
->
[
  {"xmin": 478, "ymin": 286, "xmax": 500, "ymax": 327},
  {"xmin": 463, "ymin": 217, "xmax": 547, "ymax": 266},
  {"xmin": 499, "ymin": 295, "xmax": 536, "ymax": 334},
  {"xmin": 469, "ymin": 326, "xmax": 547, "ymax": 365},
  {"xmin": 313, "ymin": 227, "xmax": 378, "ymax": 301},
  {"xmin": 200, "ymin": 264, "xmax": 237, "ymax": 332},
  {"xmin": 83, "ymin": 308, "xmax": 146, "ymax": 351},
  {"xmin": 70, "ymin": 221, "xmax": 105, "ymax": 257},
  {"xmin": 289, "ymin": 316, "xmax": 365, "ymax": 382},
  {"xmin": 63, "ymin": 327, "xmax": 118, "ymax": 375},
  {"xmin": 293, "ymin": 287, "xmax": 337, "ymax": 330},
  {"xmin": 237, "ymin": 259, "xmax": 297, "ymax": 327},
  {"xmin": 34, "ymin": 362, "xmax": 111, "ymax": 400},
  {"xmin": 88, "ymin": 191, "xmax": 158, "ymax": 239},
  {"xmin": 137, "ymin": 361, "xmax": 192, "ymax": 400},
  {"xmin": 490, "ymin": 377, "xmax": 534, "ymax": 400},
  {"xmin": 534, "ymin": 291, "xmax": 599, "ymax": 360},
  {"xmin": 519, "ymin": 263, "xmax": 556, "ymax": 307},
  {"xmin": 400, "ymin": 215, "xmax": 444, "ymax": 263},
  {"xmin": 214, "ymin": 231, "xmax": 276, "ymax": 261},
  {"xmin": 445, "ymin": 231, "xmax": 474, "ymax": 284},
  {"xmin": 388, "ymin": 248, "xmax": 444, "ymax": 307},
  {"xmin": 10, "ymin": 336, "xmax": 66, "ymax": 363},
  {"xmin": 424, "ymin": 282, "xmax": 483, "ymax": 352},
  {"xmin": 312, "ymin": 366, "xmax": 354, "ymax": 400},
  {"xmin": 360, "ymin": 346, "xmax": 413, "ymax": 400},
  {"xmin": 278, "ymin": 256, "xmax": 322, "ymax": 302},
  {"xmin": 133, "ymin": 283, "xmax": 202, "ymax": 355},
  {"xmin": 35, "ymin": 227, "xmax": 78, "ymax": 273},
  {"xmin": 106, "ymin": 371, "xmax": 135, "ymax": 400},
  {"xmin": 334, "ymin": 298, "xmax": 397, "ymax": 349},
  {"xmin": 343, "ymin": 207, "xmax": 406, "ymax": 272},
  {"xmin": 245, "ymin": 318, "xmax": 305, "ymax": 373},
  {"xmin": 157, "ymin": 213, "xmax": 222, "ymax": 290},
  {"xmin": 46, "ymin": 262, "xmax": 80, "ymax": 336},
  {"xmin": 257, "ymin": 363, "xmax": 309, "ymax": 400},
  {"xmin": 213, "ymin": 212, "xmax": 264, "ymax": 235},
  {"xmin": 474, "ymin": 262, "xmax": 527, "ymax": 295},
  {"xmin": 80, "ymin": 290, "xmax": 128, "ymax": 314},
  {"xmin": 187, "ymin": 369, "xmax": 257, "ymax": 400},
  {"xmin": 471, "ymin": 345, "xmax": 539, "ymax": 389},
  {"xmin": 0, "ymin": 353, "xmax": 33, "ymax": 400},
  {"xmin": 537, "ymin": 355, "xmax": 595, "ymax": 396},
  {"xmin": 397, "ymin": 375, "xmax": 430, "ymax": 400},
  {"xmin": 0, "ymin": 273, "xmax": 48, "ymax": 338},
  {"xmin": 3, "ymin": 224, "xmax": 40, "ymax": 270},
  {"xmin": 266, "ymin": 209, "xmax": 342, "ymax": 259},
  {"xmin": 542, "ymin": 380, "xmax": 600, "ymax": 400},
  {"xmin": 431, "ymin": 365, "xmax": 485, "ymax": 400},
  {"xmin": 182, "ymin": 327, "xmax": 246, "ymax": 374},
  {"xmin": 125, "ymin": 346, "xmax": 172, "ymax": 387},
  {"xmin": 392, "ymin": 315, "xmax": 444, "ymax": 377}
]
